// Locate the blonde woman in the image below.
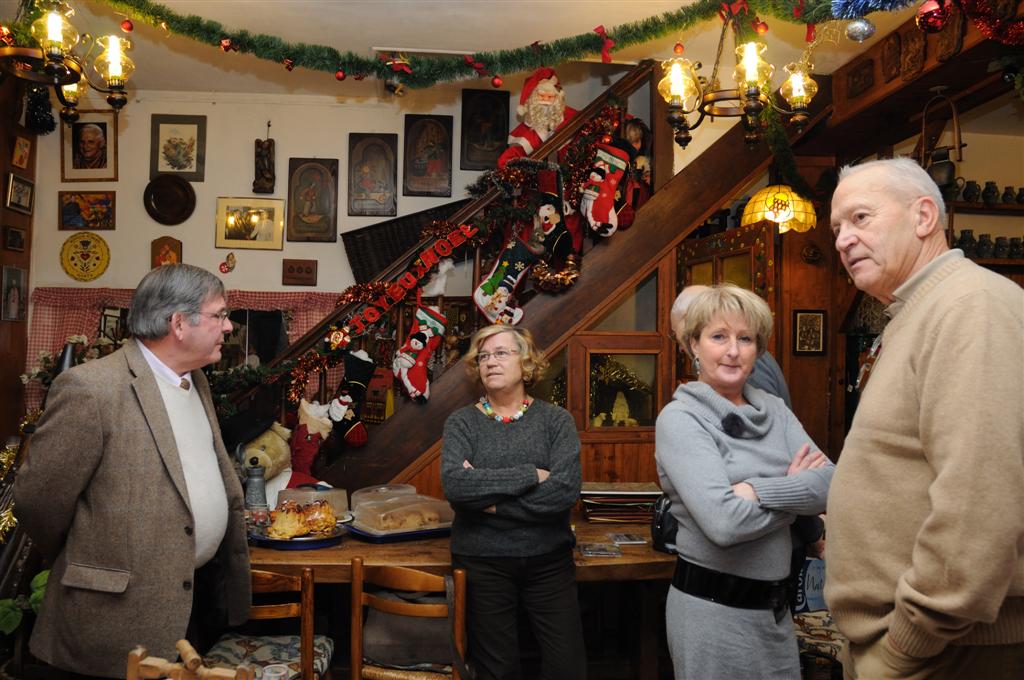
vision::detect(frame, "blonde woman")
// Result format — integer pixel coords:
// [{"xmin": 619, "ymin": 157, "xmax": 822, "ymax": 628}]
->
[
  {"xmin": 441, "ymin": 325, "xmax": 585, "ymax": 680},
  {"xmin": 656, "ymin": 284, "xmax": 833, "ymax": 679}
]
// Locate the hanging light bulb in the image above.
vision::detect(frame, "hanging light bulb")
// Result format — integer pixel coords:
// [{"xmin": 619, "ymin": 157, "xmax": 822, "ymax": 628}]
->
[
  {"xmin": 780, "ymin": 61, "xmax": 818, "ymax": 127},
  {"xmin": 92, "ymin": 35, "xmax": 134, "ymax": 110},
  {"xmin": 59, "ymin": 80, "xmax": 82, "ymax": 123},
  {"xmin": 658, "ymin": 57, "xmax": 703, "ymax": 149},
  {"xmin": 30, "ymin": 9, "xmax": 79, "ymax": 59},
  {"xmin": 732, "ymin": 42, "xmax": 773, "ymax": 93}
]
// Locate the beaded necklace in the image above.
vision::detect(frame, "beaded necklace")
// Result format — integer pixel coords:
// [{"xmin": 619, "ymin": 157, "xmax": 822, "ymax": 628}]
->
[{"xmin": 480, "ymin": 397, "xmax": 531, "ymax": 423}]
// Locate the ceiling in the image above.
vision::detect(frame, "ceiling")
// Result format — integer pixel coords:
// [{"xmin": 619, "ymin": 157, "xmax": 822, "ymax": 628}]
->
[
  {"xmin": 1, "ymin": 0, "xmax": 920, "ymax": 98},
  {"xmin": 2, "ymin": 1, "xmax": 1017, "ymax": 132}
]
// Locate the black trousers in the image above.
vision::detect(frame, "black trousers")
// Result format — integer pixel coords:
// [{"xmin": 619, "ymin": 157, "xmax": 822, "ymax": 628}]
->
[{"xmin": 452, "ymin": 549, "xmax": 586, "ymax": 680}]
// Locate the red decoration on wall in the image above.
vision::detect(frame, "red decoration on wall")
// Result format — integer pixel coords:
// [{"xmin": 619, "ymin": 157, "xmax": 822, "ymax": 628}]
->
[
  {"xmin": 335, "ymin": 69, "xmax": 346, "ymax": 81},
  {"xmin": 806, "ymin": 22, "xmax": 816, "ymax": 42},
  {"xmin": 752, "ymin": 17, "xmax": 770, "ymax": 34},
  {"xmin": 916, "ymin": 0, "xmax": 950, "ymax": 33},
  {"xmin": 673, "ymin": 42, "xmax": 685, "ymax": 54},
  {"xmin": 491, "ymin": 75, "xmax": 503, "ymax": 88},
  {"xmin": 960, "ymin": 0, "xmax": 1024, "ymax": 45},
  {"xmin": 283, "ymin": 57, "xmax": 295, "ymax": 71},
  {"xmin": 220, "ymin": 37, "xmax": 238, "ymax": 52},
  {"xmin": 594, "ymin": 25, "xmax": 615, "ymax": 63},
  {"xmin": 120, "ymin": 18, "xmax": 134, "ymax": 32}
]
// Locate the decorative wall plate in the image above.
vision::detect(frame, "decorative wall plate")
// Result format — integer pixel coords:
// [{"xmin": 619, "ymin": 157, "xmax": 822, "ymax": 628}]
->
[
  {"xmin": 60, "ymin": 231, "xmax": 110, "ymax": 281},
  {"xmin": 143, "ymin": 174, "xmax": 196, "ymax": 225}
]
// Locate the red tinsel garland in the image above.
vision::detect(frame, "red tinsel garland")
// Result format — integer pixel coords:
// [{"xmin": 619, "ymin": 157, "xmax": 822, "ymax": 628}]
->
[
  {"xmin": 285, "ymin": 351, "xmax": 344, "ymax": 404},
  {"xmin": 961, "ymin": 0, "xmax": 1024, "ymax": 45},
  {"xmin": 335, "ymin": 282, "xmax": 388, "ymax": 307}
]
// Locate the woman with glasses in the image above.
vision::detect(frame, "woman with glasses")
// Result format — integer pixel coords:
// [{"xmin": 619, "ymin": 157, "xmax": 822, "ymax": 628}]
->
[
  {"xmin": 656, "ymin": 284, "xmax": 834, "ymax": 679},
  {"xmin": 441, "ymin": 325, "xmax": 586, "ymax": 680}
]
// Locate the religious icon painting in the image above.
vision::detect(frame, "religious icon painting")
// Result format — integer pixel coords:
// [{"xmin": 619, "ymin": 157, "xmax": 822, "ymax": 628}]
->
[
  {"xmin": 286, "ymin": 158, "xmax": 338, "ymax": 242},
  {"xmin": 460, "ymin": 89, "xmax": 509, "ymax": 170},
  {"xmin": 403, "ymin": 115, "xmax": 452, "ymax": 197},
  {"xmin": 348, "ymin": 133, "xmax": 398, "ymax": 217}
]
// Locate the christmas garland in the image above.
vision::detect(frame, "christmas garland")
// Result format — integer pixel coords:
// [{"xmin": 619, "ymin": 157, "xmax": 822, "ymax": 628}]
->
[{"xmin": 79, "ymin": 0, "xmax": 860, "ymax": 88}]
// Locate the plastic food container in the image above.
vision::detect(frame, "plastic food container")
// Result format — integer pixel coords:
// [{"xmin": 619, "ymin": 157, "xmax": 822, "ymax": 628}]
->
[
  {"xmin": 350, "ymin": 483, "xmax": 416, "ymax": 510},
  {"xmin": 352, "ymin": 493, "xmax": 454, "ymax": 534}
]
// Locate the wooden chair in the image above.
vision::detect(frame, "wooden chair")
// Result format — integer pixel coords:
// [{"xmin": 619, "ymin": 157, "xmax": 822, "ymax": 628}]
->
[
  {"xmin": 127, "ymin": 640, "xmax": 254, "ymax": 679},
  {"xmin": 205, "ymin": 568, "xmax": 334, "ymax": 679},
  {"xmin": 350, "ymin": 557, "xmax": 467, "ymax": 680}
]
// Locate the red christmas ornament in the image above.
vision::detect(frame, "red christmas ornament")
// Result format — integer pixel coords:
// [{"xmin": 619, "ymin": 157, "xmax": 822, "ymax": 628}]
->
[
  {"xmin": 335, "ymin": 69, "xmax": 346, "ymax": 81},
  {"xmin": 491, "ymin": 75, "xmax": 503, "ymax": 88},
  {"xmin": 673, "ymin": 42, "xmax": 685, "ymax": 54},
  {"xmin": 120, "ymin": 18, "xmax": 133, "ymax": 32},
  {"xmin": 752, "ymin": 17, "xmax": 770, "ymax": 34},
  {"xmin": 915, "ymin": 0, "xmax": 949, "ymax": 33},
  {"xmin": 283, "ymin": 57, "xmax": 295, "ymax": 71},
  {"xmin": 463, "ymin": 54, "xmax": 475, "ymax": 65}
]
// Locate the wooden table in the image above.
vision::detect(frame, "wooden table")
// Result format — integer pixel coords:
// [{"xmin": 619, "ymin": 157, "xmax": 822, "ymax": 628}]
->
[{"xmin": 249, "ymin": 515, "xmax": 674, "ymax": 680}]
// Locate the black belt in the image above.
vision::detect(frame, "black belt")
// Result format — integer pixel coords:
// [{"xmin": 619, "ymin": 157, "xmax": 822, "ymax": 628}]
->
[{"xmin": 672, "ymin": 556, "xmax": 790, "ymax": 620}]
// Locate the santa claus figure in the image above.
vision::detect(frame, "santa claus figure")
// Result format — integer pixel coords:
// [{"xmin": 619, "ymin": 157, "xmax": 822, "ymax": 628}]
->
[{"xmin": 498, "ymin": 67, "xmax": 578, "ymax": 168}]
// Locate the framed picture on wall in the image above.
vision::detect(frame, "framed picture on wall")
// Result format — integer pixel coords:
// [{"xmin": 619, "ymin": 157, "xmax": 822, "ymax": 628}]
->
[
  {"xmin": 5, "ymin": 174, "xmax": 33, "ymax": 215},
  {"xmin": 151, "ymin": 235, "xmax": 182, "ymax": 268},
  {"xmin": 60, "ymin": 110, "xmax": 118, "ymax": 182},
  {"xmin": 2, "ymin": 265, "xmax": 27, "ymax": 321},
  {"xmin": 3, "ymin": 226, "xmax": 26, "ymax": 252},
  {"xmin": 793, "ymin": 310, "xmax": 827, "ymax": 355},
  {"xmin": 58, "ymin": 191, "xmax": 116, "ymax": 230},
  {"xmin": 348, "ymin": 133, "xmax": 397, "ymax": 217},
  {"xmin": 11, "ymin": 136, "xmax": 31, "ymax": 170},
  {"xmin": 150, "ymin": 114, "xmax": 207, "ymax": 181},
  {"xmin": 215, "ymin": 197, "xmax": 284, "ymax": 250},
  {"xmin": 403, "ymin": 114, "xmax": 452, "ymax": 197},
  {"xmin": 460, "ymin": 89, "xmax": 509, "ymax": 170},
  {"xmin": 286, "ymin": 158, "xmax": 338, "ymax": 242}
]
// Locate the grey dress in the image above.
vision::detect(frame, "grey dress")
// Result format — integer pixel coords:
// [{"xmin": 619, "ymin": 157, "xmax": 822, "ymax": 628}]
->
[{"xmin": 655, "ymin": 381, "xmax": 833, "ymax": 680}]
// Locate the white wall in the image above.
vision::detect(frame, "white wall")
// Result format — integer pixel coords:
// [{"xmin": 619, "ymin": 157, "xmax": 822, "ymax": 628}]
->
[{"xmin": 29, "ymin": 62, "xmax": 631, "ymax": 294}]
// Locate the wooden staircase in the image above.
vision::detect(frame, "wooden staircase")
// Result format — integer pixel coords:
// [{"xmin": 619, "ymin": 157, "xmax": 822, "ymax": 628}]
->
[{"xmin": 234, "ymin": 63, "xmax": 834, "ymax": 493}]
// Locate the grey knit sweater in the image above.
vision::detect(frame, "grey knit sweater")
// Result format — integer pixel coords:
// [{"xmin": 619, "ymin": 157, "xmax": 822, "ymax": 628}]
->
[
  {"xmin": 441, "ymin": 399, "xmax": 581, "ymax": 557},
  {"xmin": 655, "ymin": 381, "xmax": 833, "ymax": 581}
]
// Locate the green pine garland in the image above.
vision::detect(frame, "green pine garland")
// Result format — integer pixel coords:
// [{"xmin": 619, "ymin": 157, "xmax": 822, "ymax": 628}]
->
[{"xmin": 83, "ymin": 0, "xmax": 851, "ymax": 88}]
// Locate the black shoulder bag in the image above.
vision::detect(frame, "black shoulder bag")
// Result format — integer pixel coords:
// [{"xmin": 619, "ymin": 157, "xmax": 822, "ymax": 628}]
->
[{"xmin": 650, "ymin": 494, "xmax": 678, "ymax": 554}]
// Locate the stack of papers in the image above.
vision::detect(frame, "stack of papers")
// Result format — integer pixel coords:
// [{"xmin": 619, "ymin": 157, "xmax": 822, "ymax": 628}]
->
[{"xmin": 580, "ymin": 482, "xmax": 662, "ymax": 523}]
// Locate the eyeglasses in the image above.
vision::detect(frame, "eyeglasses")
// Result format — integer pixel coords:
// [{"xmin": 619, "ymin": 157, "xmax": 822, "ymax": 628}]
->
[
  {"xmin": 196, "ymin": 309, "xmax": 231, "ymax": 322},
  {"xmin": 477, "ymin": 349, "xmax": 519, "ymax": 363}
]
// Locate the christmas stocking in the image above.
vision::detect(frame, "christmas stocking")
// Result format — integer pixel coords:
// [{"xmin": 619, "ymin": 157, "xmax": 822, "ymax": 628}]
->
[
  {"xmin": 332, "ymin": 349, "xmax": 376, "ymax": 448},
  {"xmin": 580, "ymin": 142, "xmax": 631, "ymax": 238},
  {"xmin": 473, "ymin": 239, "xmax": 536, "ymax": 325},
  {"xmin": 290, "ymin": 399, "xmax": 332, "ymax": 486},
  {"xmin": 392, "ymin": 302, "xmax": 446, "ymax": 402}
]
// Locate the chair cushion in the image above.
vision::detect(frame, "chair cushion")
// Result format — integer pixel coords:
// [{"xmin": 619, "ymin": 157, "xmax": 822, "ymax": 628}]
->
[
  {"xmin": 205, "ymin": 633, "xmax": 334, "ymax": 678},
  {"xmin": 793, "ymin": 609, "xmax": 845, "ymax": 660}
]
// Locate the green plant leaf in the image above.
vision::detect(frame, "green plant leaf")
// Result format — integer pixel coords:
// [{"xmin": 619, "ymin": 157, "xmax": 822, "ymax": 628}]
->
[{"xmin": 0, "ymin": 599, "xmax": 22, "ymax": 635}]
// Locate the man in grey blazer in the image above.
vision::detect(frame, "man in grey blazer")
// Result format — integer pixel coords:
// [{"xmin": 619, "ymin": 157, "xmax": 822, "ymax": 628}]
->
[{"xmin": 15, "ymin": 264, "xmax": 251, "ymax": 678}]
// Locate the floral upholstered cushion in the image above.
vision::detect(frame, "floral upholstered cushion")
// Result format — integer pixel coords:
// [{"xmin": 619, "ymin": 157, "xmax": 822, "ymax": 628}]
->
[
  {"xmin": 793, "ymin": 609, "xmax": 845, "ymax": 660},
  {"xmin": 205, "ymin": 633, "xmax": 334, "ymax": 679}
]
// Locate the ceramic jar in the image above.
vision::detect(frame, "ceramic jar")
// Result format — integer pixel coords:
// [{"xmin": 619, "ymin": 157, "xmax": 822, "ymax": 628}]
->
[
  {"xmin": 955, "ymin": 229, "xmax": 977, "ymax": 257},
  {"xmin": 994, "ymin": 236, "xmax": 1009, "ymax": 258},
  {"xmin": 981, "ymin": 181, "xmax": 1000, "ymax": 206},
  {"xmin": 962, "ymin": 180, "xmax": 981, "ymax": 203},
  {"xmin": 1002, "ymin": 186, "xmax": 1016, "ymax": 204},
  {"xmin": 1017, "ymin": 187, "xmax": 1024, "ymax": 204},
  {"xmin": 1009, "ymin": 237, "xmax": 1023, "ymax": 259},
  {"xmin": 976, "ymin": 233, "xmax": 994, "ymax": 259}
]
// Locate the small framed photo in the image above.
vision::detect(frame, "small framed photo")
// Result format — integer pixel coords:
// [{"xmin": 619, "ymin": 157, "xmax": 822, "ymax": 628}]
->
[
  {"xmin": 348, "ymin": 133, "xmax": 397, "ymax": 217},
  {"xmin": 3, "ymin": 226, "xmax": 26, "ymax": 252},
  {"xmin": 215, "ymin": 197, "xmax": 284, "ymax": 250},
  {"xmin": 5, "ymin": 174, "xmax": 33, "ymax": 215},
  {"xmin": 60, "ymin": 110, "xmax": 118, "ymax": 182},
  {"xmin": 150, "ymin": 114, "xmax": 207, "ymax": 181},
  {"xmin": 59, "ymin": 191, "xmax": 116, "ymax": 230},
  {"xmin": 2, "ymin": 265, "xmax": 27, "ymax": 321},
  {"xmin": 403, "ymin": 114, "xmax": 452, "ymax": 197},
  {"xmin": 286, "ymin": 158, "xmax": 338, "ymax": 242},
  {"xmin": 460, "ymin": 89, "xmax": 509, "ymax": 170},
  {"xmin": 793, "ymin": 310, "xmax": 827, "ymax": 355},
  {"xmin": 282, "ymin": 258, "xmax": 318, "ymax": 286},
  {"xmin": 151, "ymin": 235, "xmax": 182, "ymax": 268},
  {"xmin": 11, "ymin": 136, "xmax": 31, "ymax": 170}
]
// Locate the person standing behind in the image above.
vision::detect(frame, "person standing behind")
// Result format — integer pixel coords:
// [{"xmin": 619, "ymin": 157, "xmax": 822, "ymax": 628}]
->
[
  {"xmin": 826, "ymin": 157, "xmax": 1024, "ymax": 679},
  {"xmin": 441, "ymin": 325, "xmax": 586, "ymax": 680},
  {"xmin": 656, "ymin": 284, "xmax": 833, "ymax": 679},
  {"xmin": 15, "ymin": 264, "xmax": 251, "ymax": 678}
]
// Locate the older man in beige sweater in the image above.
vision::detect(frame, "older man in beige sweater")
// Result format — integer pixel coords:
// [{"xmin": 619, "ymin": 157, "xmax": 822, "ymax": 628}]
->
[{"xmin": 826, "ymin": 158, "xmax": 1024, "ymax": 679}]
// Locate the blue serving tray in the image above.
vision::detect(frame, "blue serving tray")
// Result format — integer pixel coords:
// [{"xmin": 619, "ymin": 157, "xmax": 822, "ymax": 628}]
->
[{"xmin": 248, "ymin": 525, "xmax": 345, "ymax": 550}]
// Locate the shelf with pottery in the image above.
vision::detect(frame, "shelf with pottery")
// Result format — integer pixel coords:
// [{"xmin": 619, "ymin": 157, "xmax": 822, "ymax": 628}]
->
[{"xmin": 947, "ymin": 200, "xmax": 1024, "ymax": 216}]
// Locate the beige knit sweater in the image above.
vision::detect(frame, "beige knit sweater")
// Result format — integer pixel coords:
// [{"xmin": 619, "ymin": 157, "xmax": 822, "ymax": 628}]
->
[{"xmin": 826, "ymin": 252, "xmax": 1024, "ymax": 659}]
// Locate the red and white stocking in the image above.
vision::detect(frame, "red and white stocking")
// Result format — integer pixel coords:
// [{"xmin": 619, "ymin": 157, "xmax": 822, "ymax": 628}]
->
[
  {"xmin": 392, "ymin": 301, "xmax": 446, "ymax": 402},
  {"xmin": 580, "ymin": 142, "xmax": 631, "ymax": 238}
]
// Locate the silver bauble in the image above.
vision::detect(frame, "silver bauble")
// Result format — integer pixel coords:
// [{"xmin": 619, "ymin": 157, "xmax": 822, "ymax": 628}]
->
[{"xmin": 846, "ymin": 18, "xmax": 876, "ymax": 43}]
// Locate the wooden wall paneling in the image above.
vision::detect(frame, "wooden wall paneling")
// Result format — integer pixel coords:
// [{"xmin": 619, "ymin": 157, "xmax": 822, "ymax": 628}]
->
[
  {"xmin": 580, "ymin": 441, "xmax": 658, "ymax": 485},
  {"xmin": 777, "ymin": 156, "xmax": 836, "ymax": 455},
  {"xmin": 1, "ymin": 78, "xmax": 31, "ymax": 441}
]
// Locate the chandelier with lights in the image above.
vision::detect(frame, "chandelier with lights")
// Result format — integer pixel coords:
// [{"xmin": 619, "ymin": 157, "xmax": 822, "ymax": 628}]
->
[
  {"xmin": 658, "ymin": 11, "xmax": 818, "ymax": 150},
  {"xmin": 0, "ymin": 1, "xmax": 135, "ymax": 124}
]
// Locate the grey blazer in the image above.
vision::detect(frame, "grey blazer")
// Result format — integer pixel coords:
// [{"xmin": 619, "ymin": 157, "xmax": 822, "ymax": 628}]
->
[{"xmin": 14, "ymin": 340, "xmax": 251, "ymax": 678}]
